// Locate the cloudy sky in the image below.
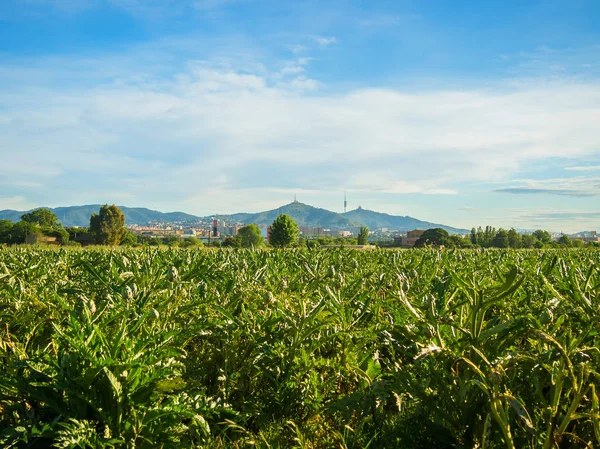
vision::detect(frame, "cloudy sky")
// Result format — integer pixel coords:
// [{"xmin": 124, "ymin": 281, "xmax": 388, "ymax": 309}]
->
[{"xmin": 1, "ymin": 0, "xmax": 600, "ymax": 232}]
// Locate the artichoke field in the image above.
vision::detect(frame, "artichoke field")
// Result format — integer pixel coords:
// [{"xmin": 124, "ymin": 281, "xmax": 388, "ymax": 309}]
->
[{"xmin": 1, "ymin": 247, "xmax": 599, "ymax": 448}]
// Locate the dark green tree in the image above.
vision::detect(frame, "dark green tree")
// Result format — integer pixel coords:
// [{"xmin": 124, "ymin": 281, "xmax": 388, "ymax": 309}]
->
[
  {"xmin": 492, "ymin": 229, "xmax": 509, "ymax": 248},
  {"xmin": 507, "ymin": 228, "xmax": 521, "ymax": 248},
  {"xmin": 9, "ymin": 221, "xmax": 38, "ymax": 244},
  {"xmin": 269, "ymin": 214, "xmax": 299, "ymax": 248},
  {"xmin": 557, "ymin": 235, "xmax": 572, "ymax": 247},
  {"xmin": 50, "ymin": 228, "xmax": 70, "ymax": 244},
  {"xmin": 238, "ymin": 224, "xmax": 264, "ymax": 248},
  {"xmin": 120, "ymin": 230, "xmax": 138, "ymax": 246},
  {"xmin": 180, "ymin": 237, "xmax": 203, "ymax": 248},
  {"xmin": 521, "ymin": 234, "xmax": 536, "ymax": 248},
  {"xmin": 21, "ymin": 208, "xmax": 60, "ymax": 228},
  {"xmin": 222, "ymin": 236, "xmax": 240, "ymax": 247},
  {"xmin": 357, "ymin": 226, "xmax": 369, "ymax": 245},
  {"xmin": 89, "ymin": 204, "xmax": 127, "ymax": 246},
  {"xmin": 532, "ymin": 229, "xmax": 552, "ymax": 245},
  {"xmin": 414, "ymin": 228, "xmax": 449, "ymax": 247},
  {"xmin": 448, "ymin": 234, "xmax": 471, "ymax": 248},
  {"xmin": 470, "ymin": 227, "xmax": 477, "ymax": 245},
  {"xmin": 0, "ymin": 220, "xmax": 14, "ymax": 244}
]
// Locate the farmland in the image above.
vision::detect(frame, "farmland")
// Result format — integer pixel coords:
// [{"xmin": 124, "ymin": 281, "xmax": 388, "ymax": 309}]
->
[{"xmin": 1, "ymin": 247, "xmax": 600, "ymax": 448}]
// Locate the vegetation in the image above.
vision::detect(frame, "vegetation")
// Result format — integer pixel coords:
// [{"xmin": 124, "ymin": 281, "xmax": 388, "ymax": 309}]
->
[
  {"xmin": 89, "ymin": 205, "xmax": 127, "ymax": 246},
  {"xmin": 0, "ymin": 209, "xmax": 69, "ymax": 245},
  {"xmin": 415, "ymin": 227, "xmax": 450, "ymax": 247},
  {"xmin": 269, "ymin": 214, "xmax": 299, "ymax": 248},
  {"xmin": 237, "ymin": 224, "xmax": 264, "ymax": 248},
  {"xmin": 357, "ymin": 226, "xmax": 369, "ymax": 245},
  {"xmin": 20, "ymin": 208, "xmax": 60, "ymax": 228},
  {"xmin": 1, "ymin": 247, "xmax": 600, "ymax": 448}
]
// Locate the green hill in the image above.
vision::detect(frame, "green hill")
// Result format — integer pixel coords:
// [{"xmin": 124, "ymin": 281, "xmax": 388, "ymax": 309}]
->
[
  {"xmin": 0, "ymin": 206, "xmax": 201, "ymax": 227},
  {"xmin": 1, "ymin": 202, "xmax": 468, "ymax": 233},
  {"xmin": 220, "ymin": 202, "xmax": 361, "ymax": 228},
  {"xmin": 343, "ymin": 206, "xmax": 468, "ymax": 234}
]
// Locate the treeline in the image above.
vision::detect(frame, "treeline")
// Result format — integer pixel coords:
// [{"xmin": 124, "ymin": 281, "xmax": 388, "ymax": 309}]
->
[
  {"xmin": 0, "ymin": 209, "xmax": 70, "ymax": 245},
  {"xmin": 0, "ymin": 205, "xmax": 133, "ymax": 247},
  {"xmin": 468, "ymin": 226, "xmax": 596, "ymax": 248},
  {"xmin": 410, "ymin": 226, "xmax": 598, "ymax": 248}
]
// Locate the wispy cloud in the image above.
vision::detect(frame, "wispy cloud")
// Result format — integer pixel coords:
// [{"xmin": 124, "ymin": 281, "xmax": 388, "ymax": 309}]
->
[
  {"xmin": 502, "ymin": 208, "xmax": 600, "ymax": 232},
  {"xmin": 496, "ymin": 187, "xmax": 599, "ymax": 197},
  {"xmin": 565, "ymin": 165, "xmax": 600, "ymax": 172},
  {"xmin": 357, "ymin": 13, "xmax": 420, "ymax": 28},
  {"xmin": 2, "ymin": 38, "xmax": 600, "ymax": 215},
  {"xmin": 495, "ymin": 177, "xmax": 600, "ymax": 197},
  {"xmin": 313, "ymin": 36, "xmax": 337, "ymax": 46},
  {"xmin": 288, "ymin": 44, "xmax": 307, "ymax": 55}
]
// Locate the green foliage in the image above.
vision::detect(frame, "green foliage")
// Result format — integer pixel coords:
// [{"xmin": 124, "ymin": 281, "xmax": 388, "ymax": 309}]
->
[
  {"xmin": 557, "ymin": 234, "xmax": 572, "ymax": 247},
  {"xmin": 237, "ymin": 224, "xmax": 264, "ymax": 248},
  {"xmin": 222, "ymin": 236, "xmax": 241, "ymax": 247},
  {"xmin": 89, "ymin": 205, "xmax": 127, "ymax": 246},
  {"xmin": 533, "ymin": 229, "xmax": 553, "ymax": 244},
  {"xmin": 0, "ymin": 220, "xmax": 14, "ymax": 244},
  {"xmin": 1, "ymin": 248, "xmax": 600, "ymax": 448},
  {"xmin": 180, "ymin": 237, "xmax": 203, "ymax": 248},
  {"xmin": 507, "ymin": 228, "xmax": 521, "ymax": 248},
  {"xmin": 414, "ymin": 228, "xmax": 449, "ymax": 247},
  {"xmin": 492, "ymin": 229, "xmax": 510, "ymax": 248},
  {"xmin": 7, "ymin": 221, "xmax": 38, "ymax": 244},
  {"xmin": 21, "ymin": 208, "xmax": 60, "ymax": 228},
  {"xmin": 119, "ymin": 230, "xmax": 138, "ymax": 246},
  {"xmin": 269, "ymin": 214, "xmax": 299, "ymax": 248},
  {"xmin": 357, "ymin": 226, "xmax": 369, "ymax": 245},
  {"xmin": 50, "ymin": 227, "xmax": 70, "ymax": 244}
]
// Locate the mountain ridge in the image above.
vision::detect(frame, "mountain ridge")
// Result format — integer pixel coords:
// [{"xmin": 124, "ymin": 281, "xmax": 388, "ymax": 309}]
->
[{"xmin": 0, "ymin": 202, "xmax": 470, "ymax": 233}]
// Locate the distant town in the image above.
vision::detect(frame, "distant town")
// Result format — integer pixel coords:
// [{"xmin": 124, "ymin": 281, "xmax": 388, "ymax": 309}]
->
[
  {"xmin": 1, "ymin": 201, "xmax": 598, "ymax": 248},
  {"xmin": 126, "ymin": 218, "xmax": 599, "ymax": 247}
]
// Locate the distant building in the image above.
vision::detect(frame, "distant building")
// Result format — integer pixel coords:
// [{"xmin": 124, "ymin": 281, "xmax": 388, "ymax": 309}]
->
[
  {"xmin": 404, "ymin": 229, "xmax": 426, "ymax": 247},
  {"xmin": 300, "ymin": 226, "xmax": 324, "ymax": 236},
  {"xmin": 182, "ymin": 229, "xmax": 197, "ymax": 238},
  {"xmin": 25, "ymin": 234, "xmax": 58, "ymax": 245}
]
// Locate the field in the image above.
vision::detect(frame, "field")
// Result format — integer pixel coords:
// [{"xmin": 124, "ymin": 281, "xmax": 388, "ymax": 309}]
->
[{"xmin": 1, "ymin": 247, "xmax": 600, "ymax": 448}]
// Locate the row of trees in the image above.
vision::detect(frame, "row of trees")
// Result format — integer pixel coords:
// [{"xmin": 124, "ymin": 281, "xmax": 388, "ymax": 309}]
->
[
  {"xmin": 0, "ymin": 205, "xmax": 127, "ymax": 246},
  {"xmin": 413, "ymin": 227, "xmax": 597, "ymax": 248},
  {"xmin": 469, "ymin": 226, "xmax": 592, "ymax": 248},
  {"xmin": 0, "ymin": 209, "xmax": 70, "ymax": 245}
]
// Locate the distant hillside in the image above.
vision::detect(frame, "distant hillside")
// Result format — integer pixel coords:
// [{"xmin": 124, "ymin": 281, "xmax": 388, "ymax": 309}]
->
[
  {"xmin": 343, "ymin": 206, "xmax": 468, "ymax": 234},
  {"xmin": 217, "ymin": 202, "xmax": 361, "ymax": 229},
  {"xmin": 0, "ymin": 205, "xmax": 201, "ymax": 227},
  {"xmin": 1, "ymin": 202, "xmax": 468, "ymax": 233}
]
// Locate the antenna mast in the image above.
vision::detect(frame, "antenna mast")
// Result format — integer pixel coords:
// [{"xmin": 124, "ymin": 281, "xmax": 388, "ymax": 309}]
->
[{"xmin": 344, "ymin": 192, "xmax": 347, "ymax": 213}]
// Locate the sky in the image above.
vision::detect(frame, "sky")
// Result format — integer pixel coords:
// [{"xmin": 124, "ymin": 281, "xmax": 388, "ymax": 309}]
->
[{"xmin": 1, "ymin": 0, "xmax": 600, "ymax": 232}]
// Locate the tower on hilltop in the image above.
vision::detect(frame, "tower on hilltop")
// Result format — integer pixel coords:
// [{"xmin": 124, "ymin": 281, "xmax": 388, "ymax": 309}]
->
[{"xmin": 344, "ymin": 192, "xmax": 347, "ymax": 213}]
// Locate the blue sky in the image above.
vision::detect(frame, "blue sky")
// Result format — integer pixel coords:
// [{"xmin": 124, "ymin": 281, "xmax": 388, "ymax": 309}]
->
[{"xmin": 1, "ymin": 0, "xmax": 600, "ymax": 232}]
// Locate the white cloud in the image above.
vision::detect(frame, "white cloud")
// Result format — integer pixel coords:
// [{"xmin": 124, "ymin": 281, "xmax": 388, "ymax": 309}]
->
[
  {"xmin": 280, "ymin": 66, "xmax": 305, "ymax": 75},
  {"xmin": 2, "ymin": 47, "xmax": 600, "ymax": 215},
  {"xmin": 0, "ymin": 196, "xmax": 37, "ymax": 210},
  {"xmin": 496, "ymin": 177, "xmax": 600, "ymax": 197},
  {"xmin": 313, "ymin": 36, "xmax": 337, "ymax": 46},
  {"xmin": 565, "ymin": 165, "xmax": 600, "ymax": 172},
  {"xmin": 289, "ymin": 44, "xmax": 307, "ymax": 54}
]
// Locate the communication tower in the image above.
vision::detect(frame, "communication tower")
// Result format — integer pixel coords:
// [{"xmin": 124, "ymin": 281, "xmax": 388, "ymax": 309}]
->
[{"xmin": 344, "ymin": 192, "xmax": 347, "ymax": 213}]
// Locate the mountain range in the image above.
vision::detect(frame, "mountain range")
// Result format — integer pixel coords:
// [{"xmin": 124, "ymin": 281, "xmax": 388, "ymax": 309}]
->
[{"xmin": 0, "ymin": 202, "xmax": 469, "ymax": 234}]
